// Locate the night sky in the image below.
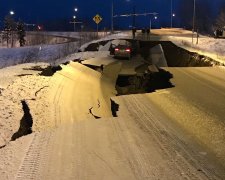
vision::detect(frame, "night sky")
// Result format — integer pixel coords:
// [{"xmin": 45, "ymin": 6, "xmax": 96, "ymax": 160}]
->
[{"xmin": 0, "ymin": 0, "xmax": 224, "ymax": 31}]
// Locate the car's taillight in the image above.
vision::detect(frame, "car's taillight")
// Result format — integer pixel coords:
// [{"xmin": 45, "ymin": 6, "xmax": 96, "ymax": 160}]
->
[
  {"xmin": 125, "ymin": 48, "xmax": 131, "ymax": 52},
  {"xmin": 115, "ymin": 48, "xmax": 119, "ymax": 51}
]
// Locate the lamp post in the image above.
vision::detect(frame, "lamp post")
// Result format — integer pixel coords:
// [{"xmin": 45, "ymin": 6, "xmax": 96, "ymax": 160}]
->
[
  {"xmin": 192, "ymin": 0, "xmax": 196, "ymax": 44},
  {"xmin": 73, "ymin": 16, "xmax": 76, "ymax": 32},
  {"xmin": 170, "ymin": 0, "xmax": 176, "ymax": 28},
  {"xmin": 170, "ymin": 0, "xmax": 173, "ymax": 28},
  {"xmin": 150, "ymin": 15, "xmax": 157, "ymax": 30},
  {"xmin": 72, "ymin": 7, "xmax": 78, "ymax": 32},
  {"xmin": 111, "ymin": 0, "xmax": 114, "ymax": 33},
  {"xmin": 9, "ymin": 10, "xmax": 15, "ymax": 48}
]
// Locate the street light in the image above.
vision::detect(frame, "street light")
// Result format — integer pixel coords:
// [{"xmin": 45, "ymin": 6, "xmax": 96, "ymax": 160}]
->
[
  {"xmin": 72, "ymin": 7, "xmax": 78, "ymax": 32},
  {"xmin": 72, "ymin": 16, "xmax": 76, "ymax": 32},
  {"xmin": 10, "ymin": 11, "xmax": 15, "ymax": 15},
  {"xmin": 111, "ymin": 0, "xmax": 114, "ymax": 33},
  {"xmin": 150, "ymin": 15, "xmax": 158, "ymax": 30}
]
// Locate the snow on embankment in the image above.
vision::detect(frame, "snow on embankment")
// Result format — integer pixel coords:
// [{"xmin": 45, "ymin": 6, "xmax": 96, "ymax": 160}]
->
[
  {"xmin": 169, "ymin": 36, "xmax": 225, "ymax": 65},
  {"xmin": 0, "ymin": 31, "xmax": 123, "ymax": 69},
  {"xmin": 0, "ymin": 41, "xmax": 79, "ymax": 69},
  {"xmin": 30, "ymin": 31, "xmax": 113, "ymax": 39}
]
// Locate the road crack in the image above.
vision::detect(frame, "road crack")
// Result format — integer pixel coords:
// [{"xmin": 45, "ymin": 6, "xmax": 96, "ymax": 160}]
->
[
  {"xmin": 111, "ymin": 99, "xmax": 119, "ymax": 117},
  {"xmin": 97, "ymin": 99, "xmax": 101, "ymax": 108},
  {"xmin": 11, "ymin": 100, "xmax": 33, "ymax": 141},
  {"xmin": 89, "ymin": 107, "xmax": 101, "ymax": 119},
  {"xmin": 35, "ymin": 86, "xmax": 49, "ymax": 97}
]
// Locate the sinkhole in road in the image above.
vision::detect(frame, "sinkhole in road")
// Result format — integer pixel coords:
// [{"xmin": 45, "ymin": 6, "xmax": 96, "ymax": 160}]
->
[
  {"xmin": 139, "ymin": 41, "xmax": 221, "ymax": 67},
  {"xmin": 23, "ymin": 65, "xmax": 63, "ymax": 76},
  {"xmin": 39, "ymin": 66, "xmax": 63, "ymax": 76},
  {"xmin": 82, "ymin": 39, "xmax": 221, "ymax": 67},
  {"xmin": 116, "ymin": 68, "xmax": 174, "ymax": 95},
  {"xmin": 114, "ymin": 40, "xmax": 220, "ymax": 95},
  {"xmin": 111, "ymin": 99, "xmax": 119, "ymax": 117}
]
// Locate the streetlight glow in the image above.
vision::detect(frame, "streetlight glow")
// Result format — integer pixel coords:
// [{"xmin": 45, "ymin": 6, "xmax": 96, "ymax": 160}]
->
[
  {"xmin": 74, "ymin": 8, "xmax": 78, "ymax": 12},
  {"xmin": 173, "ymin": 13, "xmax": 176, "ymax": 17},
  {"xmin": 10, "ymin": 11, "xmax": 15, "ymax": 15},
  {"xmin": 73, "ymin": 16, "xmax": 76, "ymax": 19}
]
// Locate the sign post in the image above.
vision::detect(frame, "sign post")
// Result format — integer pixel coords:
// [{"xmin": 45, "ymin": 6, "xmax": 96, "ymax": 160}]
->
[{"xmin": 93, "ymin": 14, "xmax": 103, "ymax": 37}]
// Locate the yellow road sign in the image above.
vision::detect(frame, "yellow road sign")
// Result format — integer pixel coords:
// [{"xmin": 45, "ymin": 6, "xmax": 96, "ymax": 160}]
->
[{"xmin": 93, "ymin": 14, "xmax": 103, "ymax": 24}]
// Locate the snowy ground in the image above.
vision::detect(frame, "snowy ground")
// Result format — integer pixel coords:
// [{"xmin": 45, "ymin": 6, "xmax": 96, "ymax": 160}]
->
[
  {"xmin": 169, "ymin": 36, "xmax": 225, "ymax": 65},
  {"xmin": 0, "ymin": 62, "xmax": 58, "ymax": 179},
  {"xmin": 0, "ymin": 41, "xmax": 80, "ymax": 69},
  {"xmin": 0, "ymin": 63, "xmax": 54, "ymax": 147}
]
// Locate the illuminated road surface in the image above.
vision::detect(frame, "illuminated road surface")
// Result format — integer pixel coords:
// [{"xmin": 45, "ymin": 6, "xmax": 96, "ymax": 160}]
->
[{"xmin": 14, "ymin": 62, "xmax": 225, "ymax": 180}]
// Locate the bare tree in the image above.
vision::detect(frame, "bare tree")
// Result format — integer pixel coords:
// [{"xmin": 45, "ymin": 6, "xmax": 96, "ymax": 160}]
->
[
  {"xmin": 17, "ymin": 20, "xmax": 26, "ymax": 47},
  {"xmin": 216, "ymin": 4, "xmax": 225, "ymax": 28},
  {"xmin": 3, "ymin": 15, "xmax": 16, "ymax": 48}
]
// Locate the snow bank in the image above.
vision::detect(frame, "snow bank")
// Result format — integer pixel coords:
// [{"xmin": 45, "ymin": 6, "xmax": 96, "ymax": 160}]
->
[
  {"xmin": 0, "ymin": 31, "xmax": 114, "ymax": 69},
  {"xmin": 0, "ymin": 63, "xmax": 52, "ymax": 147},
  {"xmin": 168, "ymin": 36, "xmax": 225, "ymax": 65},
  {"xmin": 0, "ymin": 41, "xmax": 79, "ymax": 69},
  {"xmin": 27, "ymin": 31, "xmax": 111, "ymax": 39}
]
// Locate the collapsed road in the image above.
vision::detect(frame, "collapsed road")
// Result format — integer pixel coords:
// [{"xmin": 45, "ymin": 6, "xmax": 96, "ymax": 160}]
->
[{"xmin": 0, "ymin": 38, "xmax": 225, "ymax": 180}]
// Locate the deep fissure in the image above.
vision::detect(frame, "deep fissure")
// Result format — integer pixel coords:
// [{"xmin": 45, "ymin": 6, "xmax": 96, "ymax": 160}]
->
[
  {"xmin": 111, "ymin": 99, "xmax": 119, "ymax": 117},
  {"xmin": 35, "ymin": 86, "xmax": 49, "ymax": 97},
  {"xmin": 11, "ymin": 100, "xmax": 33, "ymax": 141},
  {"xmin": 89, "ymin": 107, "xmax": 101, "ymax": 119},
  {"xmin": 116, "ymin": 68, "xmax": 174, "ymax": 95},
  {"xmin": 39, "ymin": 66, "xmax": 62, "ymax": 76},
  {"xmin": 138, "ymin": 40, "xmax": 221, "ymax": 67}
]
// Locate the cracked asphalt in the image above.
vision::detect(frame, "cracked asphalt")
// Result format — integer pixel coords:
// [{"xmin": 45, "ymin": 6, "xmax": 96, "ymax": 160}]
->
[{"xmin": 13, "ymin": 63, "xmax": 225, "ymax": 180}]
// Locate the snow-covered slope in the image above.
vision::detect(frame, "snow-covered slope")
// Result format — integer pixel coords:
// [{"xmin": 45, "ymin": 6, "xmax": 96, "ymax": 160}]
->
[
  {"xmin": 169, "ymin": 36, "xmax": 225, "ymax": 65},
  {"xmin": 0, "ymin": 41, "xmax": 79, "ymax": 69}
]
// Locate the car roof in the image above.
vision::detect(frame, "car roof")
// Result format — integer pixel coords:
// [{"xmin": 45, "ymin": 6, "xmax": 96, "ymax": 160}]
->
[{"xmin": 112, "ymin": 39, "xmax": 131, "ymax": 46}]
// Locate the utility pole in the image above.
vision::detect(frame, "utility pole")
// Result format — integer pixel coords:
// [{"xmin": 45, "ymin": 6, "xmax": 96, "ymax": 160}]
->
[
  {"xmin": 171, "ymin": 0, "xmax": 173, "ymax": 28},
  {"xmin": 69, "ymin": 21, "xmax": 82, "ymax": 32},
  {"xmin": 192, "ymin": 0, "xmax": 196, "ymax": 44},
  {"xmin": 111, "ymin": 0, "xmax": 114, "ymax": 33},
  {"xmin": 150, "ymin": 18, "xmax": 152, "ymax": 30},
  {"xmin": 132, "ymin": 6, "xmax": 136, "ymax": 29}
]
